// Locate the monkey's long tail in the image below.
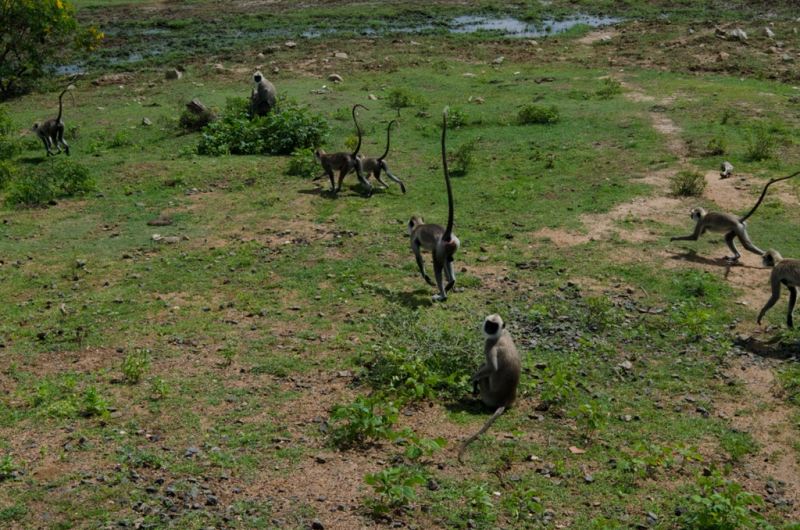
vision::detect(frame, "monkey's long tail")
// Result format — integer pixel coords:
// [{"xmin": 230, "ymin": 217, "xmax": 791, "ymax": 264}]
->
[
  {"xmin": 379, "ymin": 120, "xmax": 399, "ymax": 161},
  {"xmin": 442, "ymin": 108, "xmax": 455, "ymax": 242},
  {"xmin": 740, "ymin": 169, "xmax": 800, "ymax": 222},
  {"xmin": 351, "ymin": 104, "xmax": 369, "ymax": 157},
  {"xmin": 457, "ymin": 405, "xmax": 505, "ymax": 463}
]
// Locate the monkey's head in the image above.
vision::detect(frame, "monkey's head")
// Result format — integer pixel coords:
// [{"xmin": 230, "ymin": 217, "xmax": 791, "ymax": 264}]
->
[
  {"xmin": 253, "ymin": 71, "xmax": 264, "ymax": 84},
  {"xmin": 689, "ymin": 208, "xmax": 706, "ymax": 222},
  {"xmin": 314, "ymin": 149, "xmax": 325, "ymax": 164},
  {"xmin": 407, "ymin": 215, "xmax": 424, "ymax": 235},
  {"xmin": 763, "ymin": 249, "xmax": 783, "ymax": 268},
  {"xmin": 482, "ymin": 314, "xmax": 505, "ymax": 340}
]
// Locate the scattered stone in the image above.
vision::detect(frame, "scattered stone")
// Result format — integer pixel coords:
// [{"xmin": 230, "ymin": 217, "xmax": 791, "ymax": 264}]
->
[
  {"xmin": 764, "ymin": 27, "xmax": 776, "ymax": 38},
  {"xmin": 584, "ymin": 474, "xmax": 594, "ymax": 483},
  {"xmin": 783, "ymin": 54, "xmax": 794, "ymax": 62},
  {"xmin": 142, "ymin": 117, "xmax": 151, "ymax": 126},
  {"xmin": 213, "ymin": 63, "xmax": 224, "ymax": 72},
  {"xmin": 687, "ymin": 28, "xmax": 695, "ymax": 35},
  {"xmin": 729, "ymin": 28, "xmax": 747, "ymax": 41},
  {"xmin": 492, "ymin": 56, "xmax": 504, "ymax": 65},
  {"xmin": 720, "ymin": 161, "xmax": 734, "ymax": 178},
  {"xmin": 475, "ymin": 97, "xmax": 484, "ymax": 104},
  {"xmin": 675, "ymin": 506, "xmax": 687, "ymax": 516},
  {"xmin": 285, "ymin": 41, "xmax": 296, "ymax": 48},
  {"xmin": 427, "ymin": 479, "xmax": 440, "ymax": 491},
  {"xmin": 315, "ymin": 456, "xmax": 326, "ymax": 464},
  {"xmin": 184, "ymin": 446, "xmax": 199, "ymax": 458},
  {"xmin": 165, "ymin": 70, "xmax": 183, "ymax": 80},
  {"xmin": 147, "ymin": 215, "xmax": 173, "ymax": 227},
  {"xmin": 718, "ymin": 52, "xmax": 730, "ymax": 61},
  {"xmin": 463, "ymin": 73, "xmax": 476, "ymax": 78},
  {"xmin": 368, "ymin": 94, "xmax": 377, "ymax": 100},
  {"xmin": 619, "ymin": 360, "xmax": 633, "ymax": 371},
  {"xmin": 334, "ymin": 52, "xmax": 348, "ymax": 59},
  {"xmin": 311, "ymin": 520, "xmax": 324, "ymax": 530},
  {"xmin": 273, "ymin": 67, "xmax": 279, "ymax": 74},
  {"xmin": 327, "ymin": 74, "xmax": 343, "ymax": 83},
  {"xmin": 600, "ymin": 35, "xmax": 612, "ymax": 42}
]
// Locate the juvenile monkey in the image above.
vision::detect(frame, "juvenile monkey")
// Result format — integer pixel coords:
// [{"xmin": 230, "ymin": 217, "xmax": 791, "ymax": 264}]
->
[
  {"xmin": 757, "ymin": 249, "xmax": 800, "ymax": 329},
  {"xmin": 33, "ymin": 86, "xmax": 76, "ymax": 157},
  {"xmin": 313, "ymin": 104, "xmax": 373, "ymax": 196},
  {"xmin": 458, "ymin": 314, "xmax": 521, "ymax": 463},
  {"xmin": 408, "ymin": 108, "xmax": 459, "ymax": 301},
  {"xmin": 670, "ymin": 170, "xmax": 800, "ymax": 260},
  {"xmin": 346, "ymin": 120, "xmax": 406, "ymax": 194},
  {"xmin": 248, "ymin": 71, "xmax": 277, "ymax": 118}
]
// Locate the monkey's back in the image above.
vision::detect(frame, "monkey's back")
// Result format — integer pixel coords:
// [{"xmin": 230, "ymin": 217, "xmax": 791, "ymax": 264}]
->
[
  {"xmin": 411, "ymin": 223, "xmax": 446, "ymax": 249},
  {"xmin": 480, "ymin": 331, "xmax": 521, "ymax": 409},
  {"xmin": 774, "ymin": 259, "xmax": 800, "ymax": 287},
  {"xmin": 703, "ymin": 211, "xmax": 742, "ymax": 232}
]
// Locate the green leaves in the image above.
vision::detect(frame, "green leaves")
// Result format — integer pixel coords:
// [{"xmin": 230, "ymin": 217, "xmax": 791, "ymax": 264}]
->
[{"xmin": 364, "ymin": 466, "xmax": 426, "ymax": 513}]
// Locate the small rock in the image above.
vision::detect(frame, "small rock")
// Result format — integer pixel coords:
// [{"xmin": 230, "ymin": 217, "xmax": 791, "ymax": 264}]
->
[
  {"xmin": 687, "ymin": 29, "xmax": 695, "ymax": 35},
  {"xmin": 783, "ymin": 54, "xmax": 794, "ymax": 62},
  {"xmin": 730, "ymin": 28, "xmax": 747, "ymax": 41},
  {"xmin": 463, "ymin": 73, "xmax": 476, "ymax": 78},
  {"xmin": 764, "ymin": 27, "xmax": 776, "ymax": 38},
  {"xmin": 334, "ymin": 52, "xmax": 347, "ymax": 59},
  {"xmin": 147, "ymin": 215, "xmax": 173, "ymax": 227},
  {"xmin": 475, "ymin": 97, "xmax": 484, "ymax": 104},
  {"xmin": 619, "ymin": 361, "xmax": 633, "ymax": 371},
  {"xmin": 427, "ymin": 479, "xmax": 440, "ymax": 491},
  {"xmin": 142, "ymin": 117, "xmax": 151, "ymax": 126},
  {"xmin": 311, "ymin": 520, "xmax": 324, "ymax": 530},
  {"xmin": 285, "ymin": 41, "xmax": 296, "ymax": 48},
  {"xmin": 165, "ymin": 70, "xmax": 182, "ymax": 80},
  {"xmin": 368, "ymin": 94, "xmax": 377, "ymax": 100},
  {"xmin": 273, "ymin": 67, "xmax": 279, "ymax": 74},
  {"xmin": 327, "ymin": 74, "xmax": 343, "ymax": 83},
  {"xmin": 492, "ymin": 56, "xmax": 504, "ymax": 65},
  {"xmin": 535, "ymin": 362, "xmax": 547, "ymax": 369},
  {"xmin": 600, "ymin": 35, "xmax": 612, "ymax": 42},
  {"xmin": 213, "ymin": 63, "xmax": 224, "ymax": 72},
  {"xmin": 720, "ymin": 161, "xmax": 733, "ymax": 178},
  {"xmin": 718, "ymin": 51, "xmax": 730, "ymax": 61},
  {"xmin": 675, "ymin": 506, "xmax": 688, "ymax": 516},
  {"xmin": 315, "ymin": 456, "xmax": 326, "ymax": 464},
  {"xmin": 584, "ymin": 474, "xmax": 594, "ymax": 483}
]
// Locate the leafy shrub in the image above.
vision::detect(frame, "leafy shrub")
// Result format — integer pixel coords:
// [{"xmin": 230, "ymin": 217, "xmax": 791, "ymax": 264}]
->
[
  {"xmin": 81, "ymin": 386, "xmax": 109, "ymax": 417},
  {"xmin": 150, "ymin": 378, "xmax": 170, "ymax": 400},
  {"xmin": 447, "ymin": 106, "xmax": 470, "ymax": 128},
  {"xmin": 0, "ymin": 159, "xmax": 16, "ymax": 189},
  {"xmin": 179, "ymin": 109, "xmax": 215, "ymax": 131},
  {"xmin": 566, "ymin": 90, "xmax": 593, "ymax": 101},
  {"xmin": 777, "ymin": 364, "xmax": 800, "ymax": 405},
  {"xmin": 0, "ymin": 106, "xmax": 20, "ymax": 160},
  {"xmin": 344, "ymin": 134, "xmax": 359, "ymax": 152},
  {"xmin": 50, "ymin": 158, "xmax": 95, "ymax": 196},
  {"xmin": 570, "ymin": 402, "xmax": 609, "ymax": 434},
  {"xmin": 330, "ymin": 395, "xmax": 399, "ymax": 445},
  {"xmin": 744, "ymin": 127, "xmax": 775, "ymax": 162},
  {"xmin": 197, "ymin": 97, "xmax": 329, "ymax": 156},
  {"xmin": 364, "ymin": 466, "xmax": 426, "ymax": 513},
  {"xmin": 107, "ymin": 131, "xmax": 131, "ymax": 148},
  {"xmin": 1, "ymin": 454, "xmax": 18, "ymax": 477},
  {"xmin": 385, "ymin": 88, "xmax": 426, "ymax": 117},
  {"xmin": 5, "ymin": 158, "xmax": 95, "ymax": 206},
  {"xmin": 682, "ymin": 467, "xmax": 768, "ymax": 529},
  {"xmin": 720, "ymin": 430, "xmax": 759, "ymax": 462},
  {"xmin": 519, "ymin": 104, "xmax": 561, "ymax": 125},
  {"xmin": 0, "ymin": 503, "xmax": 26, "ymax": 522},
  {"xmin": 286, "ymin": 147, "xmax": 318, "ymax": 179},
  {"xmin": 451, "ymin": 139, "xmax": 477, "ymax": 175},
  {"xmin": 583, "ymin": 296, "xmax": 620, "ymax": 331},
  {"xmin": 5, "ymin": 170, "xmax": 53, "ymax": 205},
  {"xmin": 121, "ymin": 349, "xmax": 149, "ymax": 384},
  {"xmin": 669, "ymin": 169, "xmax": 706, "ymax": 197},
  {"xmin": 332, "ymin": 107, "xmax": 351, "ymax": 121},
  {"xmin": 705, "ymin": 133, "xmax": 728, "ymax": 156},
  {"xmin": 595, "ymin": 78, "xmax": 623, "ymax": 100}
]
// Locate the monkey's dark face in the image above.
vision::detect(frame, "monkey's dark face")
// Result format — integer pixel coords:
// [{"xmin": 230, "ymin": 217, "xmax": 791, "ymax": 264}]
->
[
  {"xmin": 253, "ymin": 73, "xmax": 263, "ymax": 83},
  {"xmin": 690, "ymin": 208, "xmax": 704, "ymax": 222},
  {"xmin": 763, "ymin": 250, "xmax": 781, "ymax": 268},
  {"xmin": 482, "ymin": 314, "xmax": 504, "ymax": 339}
]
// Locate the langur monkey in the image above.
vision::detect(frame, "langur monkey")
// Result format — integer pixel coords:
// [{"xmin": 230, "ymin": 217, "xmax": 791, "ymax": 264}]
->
[
  {"xmin": 757, "ymin": 249, "xmax": 800, "ymax": 329},
  {"xmin": 346, "ymin": 120, "xmax": 406, "ymax": 194},
  {"xmin": 33, "ymin": 85, "xmax": 76, "ymax": 157},
  {"xmin": 407, "ymin": 108, "xmax": 459, "ymax": 301},
  {"xmin": 313, "ymin": 104, "xmax": 373, "ymax": 196},
  {"xmin": 458, "ymin": 314, "xmax": 521, "ymax": 463},
  {"xmin": 670, "ymin": 170, "xmax": 800, "ymax": 260},
  {"xmin": 248, "ymin": 71, "xmax": 277, "ymax": 118}
]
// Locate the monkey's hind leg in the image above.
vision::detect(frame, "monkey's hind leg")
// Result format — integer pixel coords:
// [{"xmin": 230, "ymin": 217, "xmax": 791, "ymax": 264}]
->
[
  {"xmin": 412, "ymin": 240, "xmax": 435, "ymax": 286},
  {"xmin": 432, "ymin": 260, "xmax": 447, "ymax": 302},
  {"xmin": 738, "ymin": 226, "xmax": 765, "ymax": 256},
  {"xmin": 381, "ymin": 163, "xmax": 407, "ymax": 194},
  {"xmin": 723, "ymin": 232, "xmax": 742, "ymax": 261},
  {"xmin": 41, "ymin": 135, "xmax": 54, "ymax": 156},
  {"xmin": 58, "ymin": 131, "xmax": 70, "ymax": 156},
  {"xmin": 787, "ymin": 285, "xmax": 797, "ymax": 329},
  {"xmin": 353, "ymin": 159, "xmax": 374, "ymax": 197},
  {"xmin": 373, "ymin": 167, "xmax": 391, "ymax": 190},
  {"xmin": 444, "ymin": 257, "xmax": 456, "ymax": 293}
]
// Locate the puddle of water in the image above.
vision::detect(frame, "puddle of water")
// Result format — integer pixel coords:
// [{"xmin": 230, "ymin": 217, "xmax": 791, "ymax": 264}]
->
[
  {"xmin": 54, "ymin": 64, "xmax": 85, "ymax": 75},
  {"xmin": 142, "ymin": 29, "xmax": 171, "ymax": 35},
  {"xmin": 449, "ymin": 15, "xmax": 620, "ymax": 37},
  {"xmin": 109, "ymin": 54, "xmax": 143, "ymax": 64}
]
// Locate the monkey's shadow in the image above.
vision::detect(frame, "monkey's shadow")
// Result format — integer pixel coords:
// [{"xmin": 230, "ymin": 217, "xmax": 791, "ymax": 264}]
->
[
  {"xmin": 16, "ymin": 155, "xmax": 53, "ymax": 166},
  {"xmin": 734, "ymin": 334, "xmax": 799, "ymax": 360},
  {"xmin": 374, "ymin": 286, "xmax": 435, "ymax": 309},
  {"xmin": 445, "ymin": 398, "xmax": 488, "ymax": 417},
  {"xmin": 666, "ymin": 249, "xmax": 761, "ymax": 270},
  {"xmin": 297, "ymin": 184, "xmax": 373, "ymax": 199}
]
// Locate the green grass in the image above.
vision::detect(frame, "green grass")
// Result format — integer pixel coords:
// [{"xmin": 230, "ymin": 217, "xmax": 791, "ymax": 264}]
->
[{"xmin": 3, "ymin": 4, "xmax": 800, "ymax": 529}]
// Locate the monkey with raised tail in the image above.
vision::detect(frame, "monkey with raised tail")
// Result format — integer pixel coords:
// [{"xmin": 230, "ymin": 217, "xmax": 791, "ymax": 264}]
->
[{"xmin": 33, "ymin": 86, "xmax": 76, "ymax": 157}]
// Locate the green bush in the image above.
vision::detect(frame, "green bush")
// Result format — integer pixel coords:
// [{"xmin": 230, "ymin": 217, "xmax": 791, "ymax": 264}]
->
[
  {"xmin": 744, "ymin": 127, "xmax": 775, "ymax": 162},
  {"xmin": 595, "ymin": 77, "xmax": 623, "ymax": 100},
  {"xmin": 386, "ymin": 88, "xmax": 426, "ymax": 117},
  {"xmin": 518, "ymin": 104, "xmax": 561, "ymax": 125},
  {"xmin": 5, "ymin": 159, "xmax": 95, "ymax": 206},
  {"xmin": 447, "ymin": 106, "xmax": 470, "ymax": 128},
  {"xmin": 0, "ymin": 159, "xmax": 16, "ymax": 189},
  {"xmin": 179, "ymin": 108, "xmax": 215, "ymax": 131},
  {"xmin": 669, "ymin": 169, "xmax": 706, "ymax": 197},
  {"xmin": 197, "ymin": 97, "xmax": 329, "ymax": 156},
  {"xmin": 0, "ymin": 106, "xmax": 20, "ymax": 160},
  {"xmin": 121, "ymin": 349, "xmax": 149, "ymax": 384},
  {"xmin": 451, "ymin": 139, "xmax": 477, "ymax": 175},
  {"xmin": 705, "ymin": 133, "xmax": 728, "ymax": 156},
  {"xmin": 682, "ymin": 467, "xmax": 768, "ymax": 529},
  {"xmin": 286, "ymin": 147, "xmax": 318, "ymax": 179}
]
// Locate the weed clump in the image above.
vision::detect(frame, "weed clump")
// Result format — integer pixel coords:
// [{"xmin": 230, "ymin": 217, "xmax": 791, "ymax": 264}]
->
[
  {"xmin": 594, "ymin": 78, "xmax": 623, "ymax": 100},
  {"xmin": 744, "ymin": 127, "xmax": 775, "ymax": 162},
  {"xmin": 285, "ymin": 147, "xmax": 318, "ymax": 179},
  {"xmin": 447, "ymin": 106, "xmax": 470, "ymax": 128},
  {"xmin": 385, "ymin": 88, "xmax": 426, "ymax": 117},
  {"xmin": 450, "ymin": 139, "xmax": 477, "ymax": 175},
  {"xmin": 669, "ymin": 169, "xmax": 706, "ymax": 197},
  {"xmin": 197, "ymin": 97, "xmax": 329, "ymax": 156},
  {"xmin": 5, "ymin": 159, "xmax": 95, "ymax": 206},
  {"xmin": 518, "ymin": 104, "xmax": 561, "ymax": 125}
]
